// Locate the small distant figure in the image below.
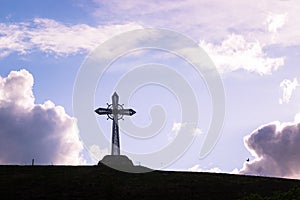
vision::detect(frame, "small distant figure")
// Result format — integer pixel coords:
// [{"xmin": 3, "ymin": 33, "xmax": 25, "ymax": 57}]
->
[
  {"xmin": 246, "ymin": 158, "xmax": 250, "ymax": 162},
  {"xmin": 32, "ymin": 158, "xmax": 35, "ymax": 166}
]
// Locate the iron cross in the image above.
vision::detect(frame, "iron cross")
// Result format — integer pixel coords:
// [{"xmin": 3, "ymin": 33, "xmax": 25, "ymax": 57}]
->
[{"xmin": 95, "ymin": 92, "xmax": 136, "ymax": 155}]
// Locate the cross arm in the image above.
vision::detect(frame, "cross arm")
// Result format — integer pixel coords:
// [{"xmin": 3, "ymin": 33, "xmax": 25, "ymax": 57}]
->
[
  {"xmin": 118, "ymin": 108, "xmax": 136, "ymax": 116},
  {"xmin": 95, "ymin": 107, "xmax": 112, "ymax": 115}
]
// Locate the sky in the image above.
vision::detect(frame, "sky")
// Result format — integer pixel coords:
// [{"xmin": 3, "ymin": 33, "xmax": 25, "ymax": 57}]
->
[{"xmin": 1, "ymin": 0, "xmax": 300, "ymax": 178}]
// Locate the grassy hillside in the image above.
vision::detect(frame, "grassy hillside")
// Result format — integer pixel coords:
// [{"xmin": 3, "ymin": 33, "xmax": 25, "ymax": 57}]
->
[{"xmin": 0, "ymin": 165, "xmax": 299, "ymax": 199}]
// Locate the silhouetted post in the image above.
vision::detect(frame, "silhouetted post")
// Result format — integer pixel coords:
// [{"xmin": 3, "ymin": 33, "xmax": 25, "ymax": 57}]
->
[
  {"xmin": 32, "ymin": 158, "xmax": 34, "ymax": 166},
  {"xmin": 95, "ymin": 92, "xmax": 136, "ymax": 155}
]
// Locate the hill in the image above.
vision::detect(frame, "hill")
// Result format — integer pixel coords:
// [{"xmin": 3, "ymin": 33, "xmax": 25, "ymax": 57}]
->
[{"xmin": 0, "ymin": 165, "xmax": 300, "ymax": 199}]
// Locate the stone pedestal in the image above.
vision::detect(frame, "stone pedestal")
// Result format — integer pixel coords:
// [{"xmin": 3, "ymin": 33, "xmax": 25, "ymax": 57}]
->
[
  {"xmin": 98, "ymin": 155, "xmax": 134, "ymax": 167},
  {"xmin": 98, "ymin": 155, "xmax": 152, "ymax": 173}
]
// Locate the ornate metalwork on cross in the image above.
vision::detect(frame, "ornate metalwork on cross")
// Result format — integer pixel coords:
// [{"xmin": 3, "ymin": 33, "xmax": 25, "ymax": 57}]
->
[{"xmin": 95, "ymin": 92, "xmax": 136, "ymax": 155}]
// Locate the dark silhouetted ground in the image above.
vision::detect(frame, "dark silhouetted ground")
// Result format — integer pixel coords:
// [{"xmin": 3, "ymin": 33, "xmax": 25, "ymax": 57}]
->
[{"xmin": 0, "ymin": 165, "xmax": 300, "ymax": 199}]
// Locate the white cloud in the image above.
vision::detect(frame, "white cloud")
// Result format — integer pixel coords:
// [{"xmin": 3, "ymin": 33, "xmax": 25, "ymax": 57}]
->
[
  {"xmin": 89, "ymin": 145, "xmax": 108, "ymax": 162},
  {"xmin": 200, "ymin": 34, "xmax": 284, "ymax": 75},
  {"xmin": 192, "ymin": 128, "xmax": 202, "ymax": 136},
  {"xmin": 0, "ymin": 18, "xmax": 142, "ymax": 57},
  {"xmin": 0, "ymin": 23, "xmax": 30, "ymax": 57},
  {"xmin": 231, "ymin": 168, "xmax": 239, "ymax": 174},
  {"xmin": 0, "ymin": 1, "xmax": 296, "ymax": 76},
  {"xmin": 167, "ymin": 122, "xmax": 202, "ymax": 144},
  {"xmin": 240, "ymin": 115, "xmax": 300, "ymax": 179},
  {"xmin": 0, "ymin": 69, "xmax": 84, "ymax": 165},
  {"xmin": 0, "ymin": 69, "xmax": 35, "ymax": 108},
  {"xmin": 88, "ymin": 0, "xmax": 300, "ymax": 76},
  {"xmin": 90, "ymin": 0, "xmax": 300, "ymax": 46},
  {"xmin": 188, "ymin": 164, "xmax": 221, "ymax": 173},
  {"xmin": 294, "ymin": 113, "xmax": 300, "ymax": 123},
  {"xmin": 189, "ymin": 165, "xmax": 239, "ymax": 174},
  {"xmin": 279, "ymin": 78, "xmax": 299, "ymax": 104},
  {"xmin": 266, "ymin": 13, "xmax": 288, "ymax": 42},
  {"xmin": 168, "ymin": 122, "xmax": 187, "ymax": 142},
  {"xmin": 266, "ymin": 13, "xmax": 288, "ymax": 34},
  {"xmin": 171, "ymin": 122, "xmax": 187, "ymax": 132}
]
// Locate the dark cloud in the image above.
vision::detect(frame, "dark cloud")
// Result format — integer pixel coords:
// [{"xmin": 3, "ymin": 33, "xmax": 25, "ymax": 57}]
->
[
  {"xmin": 0, "ymin": 69, "xmax": 84, "ymax": 165},
  {"xmin": 240, "ymin": 118, "xmax": 300, "ymax": 178}
]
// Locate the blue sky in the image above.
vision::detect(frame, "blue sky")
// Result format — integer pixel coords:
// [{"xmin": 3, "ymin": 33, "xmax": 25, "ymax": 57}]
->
[{"xmin": 1, "ymin": 0, "xmax": 300, "ymax": 178}]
